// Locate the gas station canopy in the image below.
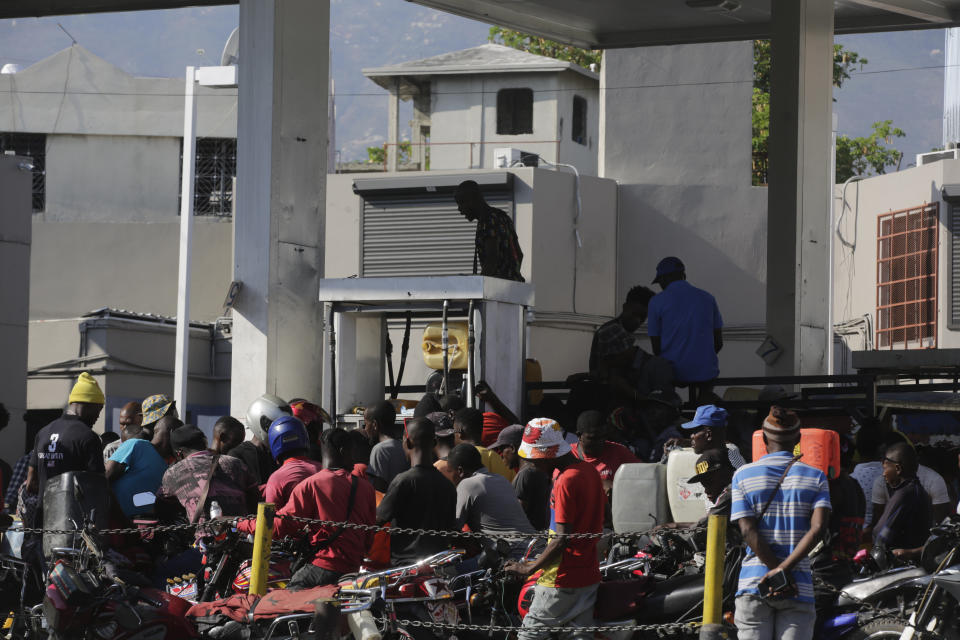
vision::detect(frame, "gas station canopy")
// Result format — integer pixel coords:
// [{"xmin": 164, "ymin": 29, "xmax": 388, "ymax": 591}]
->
[
  {"xmin": 0, "ymin": 1, "xmax": 957, "ymax": 47},
  {"xmin": 405, "ymin": 0, "xmax": 960, "ymax": 48}
]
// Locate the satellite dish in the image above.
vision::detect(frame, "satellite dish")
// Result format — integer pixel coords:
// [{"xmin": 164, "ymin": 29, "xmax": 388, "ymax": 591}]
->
[
  {"xmin": 221, "ymin": 27, "xmax": 239, "ymax": 66},
  {"xmin": 1, "ymin": 64, "xmax": 21, "ymax": 75}
]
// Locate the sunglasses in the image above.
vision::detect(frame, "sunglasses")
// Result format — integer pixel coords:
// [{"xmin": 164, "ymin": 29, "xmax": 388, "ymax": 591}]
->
[{"xmin": 882, "ymin": 456, "xmax": 902, "ymax": 467}]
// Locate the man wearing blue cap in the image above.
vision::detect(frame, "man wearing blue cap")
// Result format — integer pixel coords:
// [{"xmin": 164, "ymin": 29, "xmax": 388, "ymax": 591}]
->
[
  {"xmin": 679, "ymin": 404, "xmax": 746, "ymax": 470},
  {"xmin": 647, "ymin": 257, "xmax": 724, "ymax": 402}
]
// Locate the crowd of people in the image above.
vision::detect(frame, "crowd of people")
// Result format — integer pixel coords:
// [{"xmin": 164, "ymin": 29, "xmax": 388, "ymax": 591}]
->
[
  {"xmin": 2, "ymin": 251, "xmax": 957, "ymax": 640},
  {"xmin": 4, "ymin": 376, "xmax": 954, "ymax": 640}
]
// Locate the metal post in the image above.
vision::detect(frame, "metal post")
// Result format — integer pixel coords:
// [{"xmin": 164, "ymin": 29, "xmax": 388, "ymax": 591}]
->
[
  {"xmin": 700, "ymin": 513, "xmax": 728, "ymax": 639},
  {"xmin": 174, "ymin": 67, "xmax": 198, "ymax": 415},
  {"xmin": 441, "ymin": 299, "xmax": 450, "ymax": 396},
  {"xmin": 466, "ymin": 300, "xmax": 476, "ymax": 407},
  {"xmin": 249, "ymin": 502, "xmax": 275, "ymax": 596},
  {"xmin": 326, "ymin": 302, "xmax": 337, "ymax": 425}
]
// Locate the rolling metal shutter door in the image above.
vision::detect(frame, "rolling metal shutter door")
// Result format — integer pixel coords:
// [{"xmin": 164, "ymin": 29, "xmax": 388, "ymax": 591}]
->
[{"xmin": 361, "ymin": 191, "xmax": 514, "ymax": 277}]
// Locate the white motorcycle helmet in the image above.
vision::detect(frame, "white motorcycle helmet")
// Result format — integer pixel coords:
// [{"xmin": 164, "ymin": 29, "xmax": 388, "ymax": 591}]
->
[{"xmin": 246, "ymin": 393, "xmax": 292, "ymax": 442}]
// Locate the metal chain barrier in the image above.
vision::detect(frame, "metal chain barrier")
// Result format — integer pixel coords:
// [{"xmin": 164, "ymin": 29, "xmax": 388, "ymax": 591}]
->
[
  {"xmin": 395, "ymin": 618, "xmax": 699, "ymax": 634},
  {"xmin": 14, "ymin": 513, "xmax": 703, "ymax": 542}
]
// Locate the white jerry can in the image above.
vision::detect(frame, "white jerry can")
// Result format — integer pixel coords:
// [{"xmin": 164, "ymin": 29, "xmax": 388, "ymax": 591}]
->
[
  {"xmin": 611, "ymin": 462, "xmax": 670, "ymax": 533},
  {"xmin": 665, "ymin": 447, "xmax": 709, "ymax": 523}
]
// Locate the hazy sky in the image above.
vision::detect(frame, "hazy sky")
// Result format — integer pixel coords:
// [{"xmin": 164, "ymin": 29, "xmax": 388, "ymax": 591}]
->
[{"xmin": 0, "ymin": 4, "xmax": 948, "ymax": 165}]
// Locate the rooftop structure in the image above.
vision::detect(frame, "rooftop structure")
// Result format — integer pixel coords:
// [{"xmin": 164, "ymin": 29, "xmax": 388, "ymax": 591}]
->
[{"xmin": 363, "ymin": 44, "xmax": 599, "ymax": 173}]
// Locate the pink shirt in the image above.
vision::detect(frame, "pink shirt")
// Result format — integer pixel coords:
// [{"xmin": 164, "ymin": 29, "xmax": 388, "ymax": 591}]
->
[{"xmin": 264, "ymin": 456, "xmax": 323, "ymax": 509}]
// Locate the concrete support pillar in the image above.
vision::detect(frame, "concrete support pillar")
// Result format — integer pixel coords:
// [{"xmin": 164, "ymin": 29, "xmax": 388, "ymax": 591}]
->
[
  {"xmin": 387, "ymin": 79, "xmax": 400, "ymax": 172},
  {"xmin": 766, "ymin": 0, "xmax": 834, "ymax": 375},
  {"xmin": 0, "ymin": 156, "xmax": 31, "ymax": 464},
  {"xmin": 232, "ymin": 0, "xmax": 329, "ymax": 417}
]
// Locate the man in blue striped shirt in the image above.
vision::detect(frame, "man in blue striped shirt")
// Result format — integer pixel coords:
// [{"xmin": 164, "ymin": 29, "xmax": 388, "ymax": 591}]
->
[{"xmin": 731, "ymin": 407, "xmax": 831, "ymax": 640}]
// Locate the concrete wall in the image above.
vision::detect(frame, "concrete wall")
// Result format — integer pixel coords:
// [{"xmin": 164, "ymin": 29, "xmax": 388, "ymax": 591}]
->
[
  {"xmin": 42, "ymin": 134, "xmax": 182, "ymax": 222},
  {"xmin": 0, "ymin": 156, "xmax": 32, "ymax": 467},
  {"xmin": 27, "ymin": 316, "xmax": 230, "ymax": 438},
  {"xmin": 30, "ymin": 220, "xmax": 233, "ymax": 322},
  {"xmin": 325, "ymin": 168, "xmax": 616, "ymax": 384},
  {"xmin": 600, "ymin": 42, "xmax": 768, "ymax": 378},
  {"xmin": 430, "ymin": 72, "xmax": 598, "ymax": 175},
  {"xmin": 832, "ymin": 160, "xmax": 960, "ymax": 355}
]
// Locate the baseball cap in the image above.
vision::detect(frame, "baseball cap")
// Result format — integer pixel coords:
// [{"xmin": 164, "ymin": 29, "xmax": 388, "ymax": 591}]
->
[
  {"xmin": 142, "ymin": 394, "xmax": 174, "ymax": 425},
  {"xmin": 652, "ymin": 256, "xmax": 685, "ymax": 283},
  {"xmin": 681, "ymin": 404, "xmax": 728, "ymax": 431},
  {"xmin": 426, "ymin": 411, "xmax": 455, "ymax": 438},
  {"xmin": 688, "ymin": 449, "xmax": 734, "ymax": 484},
  {"xmin": 518, "ymin": 418, "xmax": 571, "ymax": 460},
  {"xmin": 491, "ymin": 424, "xmax": 524, "ymax": 451}
]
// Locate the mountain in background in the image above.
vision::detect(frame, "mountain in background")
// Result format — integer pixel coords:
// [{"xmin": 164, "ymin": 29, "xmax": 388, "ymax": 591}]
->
[{"xmin": 0, "ymin": 3, "xmax": 946, "ymax": 166}]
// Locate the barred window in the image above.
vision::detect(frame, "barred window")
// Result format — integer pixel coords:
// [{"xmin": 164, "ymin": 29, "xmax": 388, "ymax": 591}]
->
[
  {"xmin": 0, "ymin": 132, "xmax": 46, "ymax": 212},
  {"xmin": 179, "ymin": 137, "xmax": 236, "ymax": 217},
  {"xmin": 876, "ymin": 203, "xmax": 938, "ymax": 349}
]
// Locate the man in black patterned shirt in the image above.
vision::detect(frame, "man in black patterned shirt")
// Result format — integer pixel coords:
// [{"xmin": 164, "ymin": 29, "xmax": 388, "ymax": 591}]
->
[{"xmin": 455, "ymin": 180, "xmax": 524, "ymax": 282}]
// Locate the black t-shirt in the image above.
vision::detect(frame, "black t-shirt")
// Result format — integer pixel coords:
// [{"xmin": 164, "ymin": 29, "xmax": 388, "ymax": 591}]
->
[
  {"xmin": 875, "ymin": 477, "xmax": 932, "ymax": 551},
  {"xmin": 29, "ymin": 413, "xmax": 105, "ymax": 499},
  {"xmin": 376, "ymin": 463, "xmax": 457, "ymax": 565},
  {"xmin": 227, "ymin": 441, "xmax": 277, "ymax": 485},
  {"xmin": 513, "ymin": 465, "xmax": 551, "ymax": 531}
]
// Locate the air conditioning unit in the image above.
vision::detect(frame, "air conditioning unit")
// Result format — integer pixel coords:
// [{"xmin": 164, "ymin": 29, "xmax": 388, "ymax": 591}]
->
[
  {"xmin": 494, "ymin": 148, "xmax": 539, "ymax": 169},
  {"xmin": 916, "ymin": 148, "xmax": 960, "ymax": 166}
]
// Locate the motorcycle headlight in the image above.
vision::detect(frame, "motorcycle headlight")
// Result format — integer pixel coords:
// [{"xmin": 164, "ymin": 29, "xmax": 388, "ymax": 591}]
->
[{"xmin": 93, "ymin": 622, "xmax": 118, "ymax": 639}]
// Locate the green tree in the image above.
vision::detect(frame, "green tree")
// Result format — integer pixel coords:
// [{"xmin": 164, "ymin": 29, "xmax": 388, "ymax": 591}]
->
[
  {"xmin": 835, "ymin": 120, "xmax": 905, "ymax": 182},
  {"xmin": 367, "ymin": 141, "xmax": 412, "ymax": 165},
  {"xmin": 488, "ymin": 26, "xmax": 601, "ymax": 71},
  {"xmin": 752, "ymin": 41, "xmax": 901, "ymax": 185}
]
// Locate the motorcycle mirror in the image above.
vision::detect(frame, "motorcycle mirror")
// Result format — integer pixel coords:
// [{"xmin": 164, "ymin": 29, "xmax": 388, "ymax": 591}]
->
[
  {"xmin": 871, "ymin": 542, "xmax": 890, "ymax": 571},
  {"xmin": 132, "ymin": 492, "xmax": 156, "ymax": 507},
  {"xmin": 115, "ymin": 602, "xmax": 142, "ymax": 630}
]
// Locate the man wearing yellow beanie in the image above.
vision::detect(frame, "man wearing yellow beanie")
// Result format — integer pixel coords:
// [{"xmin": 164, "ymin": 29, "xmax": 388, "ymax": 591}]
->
[{"xmin": 24, "ymin": 372, "xmax": 106, "ymax": 505}]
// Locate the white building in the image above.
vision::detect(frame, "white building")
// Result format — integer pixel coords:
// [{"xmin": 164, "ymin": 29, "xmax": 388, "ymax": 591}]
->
[
  {"xmin": 362, "ymin": 44, "xmax": 599, "ymax": 175},
  {"xmin": 0, "ymin": 45, "xmax": 237, "ymax": 440}
]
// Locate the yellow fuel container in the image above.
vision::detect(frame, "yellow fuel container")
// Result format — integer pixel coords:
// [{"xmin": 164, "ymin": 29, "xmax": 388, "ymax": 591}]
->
[{"xmin": 421, "ymin": 322, "xmax": 469, "ymax": 370}]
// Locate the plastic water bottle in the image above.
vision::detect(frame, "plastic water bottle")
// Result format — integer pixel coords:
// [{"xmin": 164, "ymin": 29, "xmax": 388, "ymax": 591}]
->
[{"xmin": 209, "ymin": 500, "xmax": 222, "ymax": 520}]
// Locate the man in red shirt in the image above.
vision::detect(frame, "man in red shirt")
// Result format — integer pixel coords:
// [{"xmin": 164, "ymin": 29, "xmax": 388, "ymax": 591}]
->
[
  {"xmin": 505, "ymin": 418, "xmax": 605, "ymax": 640},
  {"xmin": 239, "ymin": 428, "xmax": 375, "ymax": 589},
  {"xmin": 571, "ymin": 410, "xmax": 639, "ymax": 495},
  {"xmin": 264, "ymin": 416, "xmax": 322, "ymax": 509}
]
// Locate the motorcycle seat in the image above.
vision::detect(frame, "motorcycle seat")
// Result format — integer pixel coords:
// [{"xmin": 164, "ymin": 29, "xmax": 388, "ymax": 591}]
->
[{"xmin": 633, "ymin": 573, "xmax": 705, "ymax": 623}]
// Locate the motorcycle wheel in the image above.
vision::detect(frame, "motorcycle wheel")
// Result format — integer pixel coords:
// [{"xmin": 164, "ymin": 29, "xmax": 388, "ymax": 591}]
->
[{"xmin": 844, "ymin": 618, "xmax": 907, "ymax": 640}]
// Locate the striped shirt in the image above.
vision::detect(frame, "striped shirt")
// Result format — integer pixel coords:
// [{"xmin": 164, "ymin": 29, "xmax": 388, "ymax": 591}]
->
[{"xmin": 731, "ymin": 451, "xmax": 831, "ymax": 603}]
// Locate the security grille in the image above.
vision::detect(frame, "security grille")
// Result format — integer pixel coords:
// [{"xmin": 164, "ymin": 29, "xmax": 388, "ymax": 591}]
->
[
  {"xmin": 179, "ymin": 137, "xmax": 236, "ymax": 216},
  {"xmin": 0, "ymin": 132, "xmax": 46, "ymax": 212},
  {"xmin": 876, "ymin": 203, "xmax": 938, "ymax": 349},
  {"xmin": 361, "ymin": 191, "xmax": 514, "ymax": 277}
]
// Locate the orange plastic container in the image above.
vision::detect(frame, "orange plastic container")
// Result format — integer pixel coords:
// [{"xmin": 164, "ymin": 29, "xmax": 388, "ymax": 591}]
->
[{"xmin": 751, "ymin": 428, "xmax": 841, "ymax": 479}]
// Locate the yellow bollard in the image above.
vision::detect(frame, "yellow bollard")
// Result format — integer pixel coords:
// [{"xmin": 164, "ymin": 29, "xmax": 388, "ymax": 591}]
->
[
  {"xmin": 702, "ymin": 514, "xmax": 728, "ymax": 626},
  {"xmin": 249, "ymin": 502, "xmax": 276, "ymax": 596}
]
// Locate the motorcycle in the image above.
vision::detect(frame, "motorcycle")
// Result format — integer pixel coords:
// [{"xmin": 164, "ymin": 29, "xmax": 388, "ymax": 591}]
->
[
  {"xmin": 510, "ymin": 530, "xmax": 742, "ymax": 640},
  {"xmin": 34, "ymin": 473, "xmax": 200, "ymax": 640},
  {"xmin": 886, "ymin": 519, "xmax": 960, "ymax": 640},
  {"xmin": 166, "ymin": 526, "xmax": 295, "ymax": 603},
  {"xmin": 343, "ymin": 549, "xmax": 465, "ymax": 640}
]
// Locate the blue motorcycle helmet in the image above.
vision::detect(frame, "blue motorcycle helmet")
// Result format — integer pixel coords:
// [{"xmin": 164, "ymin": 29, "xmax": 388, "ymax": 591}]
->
[{"xmin": 267, "ymin": 415, "xmax": 310, "ymax": 462}]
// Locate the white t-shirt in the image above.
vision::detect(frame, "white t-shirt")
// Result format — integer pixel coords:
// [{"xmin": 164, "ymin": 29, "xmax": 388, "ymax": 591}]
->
[{"xmin": 871, "ymin": 464, "xmax": 950, "ymax": 506}]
